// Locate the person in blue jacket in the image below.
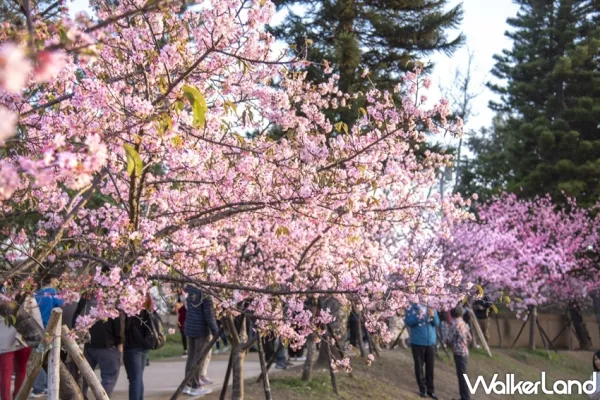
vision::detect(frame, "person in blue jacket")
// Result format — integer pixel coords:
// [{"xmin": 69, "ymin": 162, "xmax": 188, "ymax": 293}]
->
[
  {"xmin": 405, "ymin": 303, "xmax": 440, "ymax": 399},
  {"xmin": 32, "ymin": 272, "xmax": 64, "ymax": 397}
]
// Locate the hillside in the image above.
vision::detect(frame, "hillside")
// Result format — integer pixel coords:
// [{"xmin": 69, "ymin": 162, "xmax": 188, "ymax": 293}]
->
[{"xmin": 205, "ymin": 348, "xmax": 595, "ymax": 400}]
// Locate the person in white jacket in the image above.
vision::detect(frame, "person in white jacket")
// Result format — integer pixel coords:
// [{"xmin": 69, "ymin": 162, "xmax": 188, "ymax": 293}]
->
[
  {"xmin": 0, "ymin": 295, "xmax": 43, "ymax": 400},
  {"xmin": 590, "ymin": 351, "xmax": 600, "ymax": 400}
]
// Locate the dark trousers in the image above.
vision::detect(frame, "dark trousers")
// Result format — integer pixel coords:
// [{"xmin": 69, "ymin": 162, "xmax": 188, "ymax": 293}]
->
[
  {"xmin": 180, "ymin": 330, "xmax": 187, "ymax": 352},
  {"xmin": 185, "ymin": 336, "xmax": 210, "ymax": 388},
  {"xmin": 411, "ymin": 345, "xmax": 435, "ymax": 394},
  {"xmin": 83, "ymin": 346, "xmax": 121, "ymax": 398},
  {"xmin": 454, "ymin": 354, "xmax": 470, "ymax": 400},
  {"xmin": 124, "ymin": 348, "xmax": 149, "ymax": 400}
]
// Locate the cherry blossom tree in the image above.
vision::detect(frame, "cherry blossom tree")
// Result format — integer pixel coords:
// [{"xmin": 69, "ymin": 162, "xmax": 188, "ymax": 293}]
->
[
  {"xmin": 0, "ymin": 0, "xmax": 470, "ymax": 397},
  {"xmin": 444, "ymin": 194, "xmax": 600, "ymax": 348}
]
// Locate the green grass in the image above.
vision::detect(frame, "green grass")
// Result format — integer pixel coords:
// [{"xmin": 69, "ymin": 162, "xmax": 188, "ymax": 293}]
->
[{"xmin": 148, "ymin": 332, "xmax": 185, "ymax": 360}]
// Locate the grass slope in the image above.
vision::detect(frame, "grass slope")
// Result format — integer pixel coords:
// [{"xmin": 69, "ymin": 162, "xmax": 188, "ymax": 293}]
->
[{"xmin": 205, "ymin": 348, "xmax": 594, "ymax": 400}]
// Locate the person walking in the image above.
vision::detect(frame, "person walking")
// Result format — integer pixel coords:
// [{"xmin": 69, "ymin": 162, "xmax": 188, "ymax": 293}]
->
[
  {"xmin": 32, "ymin": 272, "xmax": 64, "ymax": 398},
  {"xmin": 182, "ymin": 285, "xmax": 219, "ymax": 397},
  {"xmin": 405, "ymin": 303, "xmax": 440, "ymax": 399},
  {"xmin": 473, "ymin": 296, "xmax": 491, "ymax": 342},
  {"xmin": 73, "ymin": 295, "xmax": 124, "ymax": 398},
  {"xmin": 446, "ymin": 306, "xmax": 473, "ymax": 400},
  {"xmin": 123, "ymin": 293, "xmax": 155, "ymax": 400},
  {"xmin": 0, "ymin": 294, "xmax": 42, "ymax": 400}
]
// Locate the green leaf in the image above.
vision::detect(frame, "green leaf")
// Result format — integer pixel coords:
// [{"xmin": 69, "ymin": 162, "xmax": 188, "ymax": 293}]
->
[
  {"xmin": 123, "ymin": 144, "xmax": 143, "ymax": 176},
  {"xmin": 182, "ymin": 85, "xmax": 208, "ymax": 128}
]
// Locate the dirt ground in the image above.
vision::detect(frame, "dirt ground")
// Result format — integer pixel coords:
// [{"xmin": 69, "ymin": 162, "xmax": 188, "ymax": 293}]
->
[{"xmin": 205, "ymin": 347, "xmax": 595, "ymax": 400}]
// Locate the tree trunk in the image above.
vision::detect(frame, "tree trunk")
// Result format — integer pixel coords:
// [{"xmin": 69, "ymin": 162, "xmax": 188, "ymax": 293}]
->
[
  {"xmin": 529, "ymin": 306, "xmax": 537, "ymax": 351},
  {"xmin": 231, "ymin": 344, "xmax": 246, "ymax": 400},
  {"xmin": 227, "ymin": 316, "xmax": 250, "ymax": 400},
  {"xmin": 316, "ymin": 296, "xmax": 347, "ymax": 366},
  {"xmin": 301, "ymin": 334, "xmax": 315, "ymax": 381},
  {"xmin": 568, "ymin": 301, "xmax": 593, "ymax": 350}
]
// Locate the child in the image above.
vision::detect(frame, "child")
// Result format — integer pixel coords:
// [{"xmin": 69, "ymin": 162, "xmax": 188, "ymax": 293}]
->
[
  {"xmin": 590, "ymin": 351, "xmax": 600, "ymax": 400},
  {"xmin": 446, "ymin": 306, "xmax": 472, "ymax": 400}
]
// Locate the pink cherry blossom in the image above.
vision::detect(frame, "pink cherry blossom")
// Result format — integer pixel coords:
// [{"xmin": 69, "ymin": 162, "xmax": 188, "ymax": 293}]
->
[{"xmin": 0, "ymin": 42, "xmax": 31, "ymax": 93}]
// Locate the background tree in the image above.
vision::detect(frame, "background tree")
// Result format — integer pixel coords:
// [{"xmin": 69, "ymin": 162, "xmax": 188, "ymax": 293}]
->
[
  {"xmin": 459, "ymin": 0, "xmax": 600, "ymax": 207},
  {"xmin": 270, "ymin": 0, "xmax": 465, "ymax": 95}
]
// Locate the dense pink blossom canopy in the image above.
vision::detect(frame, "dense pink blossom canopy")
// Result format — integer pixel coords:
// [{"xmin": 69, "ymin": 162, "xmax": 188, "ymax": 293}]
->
[{"xmin": 0, "ymin": 0, "xmax": 470, "ymax": 348}]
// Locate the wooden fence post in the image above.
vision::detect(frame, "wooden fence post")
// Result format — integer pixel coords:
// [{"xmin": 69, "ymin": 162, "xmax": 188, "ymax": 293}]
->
[
  {"xmin": 47, "ymin": 309, "xmax": 62, "ymax": 400},
  {"xmin": 15, "ymin": 310, "xmax": 63, "ymax": 400},
  {"xmin": 61, "ymin": 325, "xmax": 110, "ymax": 400}
]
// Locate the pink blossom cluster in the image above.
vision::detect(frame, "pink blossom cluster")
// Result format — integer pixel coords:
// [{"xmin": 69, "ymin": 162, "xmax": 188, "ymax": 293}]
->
[{"xmin": 444, "ymin": 194, "xmax": 600, "ymax": 310}]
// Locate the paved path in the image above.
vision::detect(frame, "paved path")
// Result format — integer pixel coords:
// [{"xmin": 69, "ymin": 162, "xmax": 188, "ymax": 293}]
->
[{"xmin": 95, "ymin": 352, "xmax": 297, "ymax": 400}]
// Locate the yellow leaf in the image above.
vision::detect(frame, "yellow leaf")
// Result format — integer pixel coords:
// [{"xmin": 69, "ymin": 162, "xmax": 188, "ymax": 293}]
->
[
  {"xmin": 224, "ymin": 100, "xmax": 237, "ymax": 114},
  {"xmin": 275, "ymin": 226, "xmax": 290, "ymax": 236},
  {"xmin": 123, "ymin": 144, "xmax": 143, "ymax": 176},
  {"xmin": 182, "ymin": 85, "xmax": 208, "ymax": 129},
  {"xmin": 474, "ymin": 284, "xmax": 484, "ymax": 297},
  {"xmin": 359, "ymin": 107, "xmax": 367, "ymax": 117}
]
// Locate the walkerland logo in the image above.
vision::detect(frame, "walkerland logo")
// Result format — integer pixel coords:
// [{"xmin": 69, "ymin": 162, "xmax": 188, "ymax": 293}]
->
[{"xmin": 464, "ymin": 372, "xmax": 597, "ymax": 395}]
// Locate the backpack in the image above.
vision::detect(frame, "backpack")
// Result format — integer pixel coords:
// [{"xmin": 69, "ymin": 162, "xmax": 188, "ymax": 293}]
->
[
  {"xmin": 131, "ymin": 310, "xmax": 166, "ymax": 350},
  {"xmin": 144, "ymin": 311, "xmax": 166, "ymax": 350}
]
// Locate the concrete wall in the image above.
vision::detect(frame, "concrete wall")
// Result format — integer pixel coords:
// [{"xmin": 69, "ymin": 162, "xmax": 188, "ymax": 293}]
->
[{"xmin": 484, "ymin": 312, "xmax": 600, "ymax": 350}]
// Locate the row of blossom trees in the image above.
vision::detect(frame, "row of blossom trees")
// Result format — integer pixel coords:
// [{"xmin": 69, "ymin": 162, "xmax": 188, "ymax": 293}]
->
[
  {"xmin": 444, "ymin": 193, "xmax": 600, "ymax": 349},
  {"xmin": 0, "ymin": 0, "xmax": 470, "ymax": 398}
]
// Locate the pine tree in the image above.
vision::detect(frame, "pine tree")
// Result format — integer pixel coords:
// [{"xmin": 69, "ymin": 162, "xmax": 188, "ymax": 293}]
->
[
  {"xmin": 459, "ymin": 0, "xmax": 600, "ymax": 207},
  {"xmin": 270, "ymin": 0, "xmax": 464, "ymax": 94}
]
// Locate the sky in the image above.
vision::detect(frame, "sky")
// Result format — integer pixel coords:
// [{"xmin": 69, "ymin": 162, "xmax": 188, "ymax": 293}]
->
[
  {"xmin": 426, "ymin": 0, "xmax": 520, "ymax": 132},
  {"xmin": 69, "ymin": 0, "xmax": 520, "ymax": 132}
]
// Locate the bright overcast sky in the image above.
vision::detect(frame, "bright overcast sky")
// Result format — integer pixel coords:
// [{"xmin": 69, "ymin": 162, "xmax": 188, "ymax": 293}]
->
[
  {"xmin": 69, "ymin": 0, "xmax": 520, "ymax": 132},
  {"xmin": 427, "ymin": 0, "xmax": 519, "ymax": 132}
]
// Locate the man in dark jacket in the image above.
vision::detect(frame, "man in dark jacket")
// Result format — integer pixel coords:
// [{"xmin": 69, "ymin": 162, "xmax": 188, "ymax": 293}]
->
[
  {"xmin": 73, "ymin": 296, "xmax": 124, "ymax": 398},
  {"xmin": 182, "ymin": 285, "xmax": 219, "ymax": 396},
  {"xmin": 405, "ymin": 303, "xmax": 440, "ymax": 399}
]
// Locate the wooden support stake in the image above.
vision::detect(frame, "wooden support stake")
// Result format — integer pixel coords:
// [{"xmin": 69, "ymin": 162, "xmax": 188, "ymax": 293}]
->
[
  {"xmin": 467, "ymin": 308, "xmax": 492, "ymax": 357},
  {"xmin": 47, "ymin": 309, "xmax": 62, "ymax": 400},
  {"xmin": 61, "ymin": 325, "xmax": 110, "ymax": 400},
  {"xmin": 256, "ymin": 332, "xmax": 272, "ymax": 400},
  {"xmin": 15, "ymin": 310, "xmax": 63, "ymax": 400},
  {"xmin": 219, "ymin": 350, "xmax": 234, "ymax": 400},
  {"xmin": 256, "ymin": 341, "xmax": 282, "ymax": 383},
  {"xmin": 510, "ymin": 310, "xmax": 531, "ymax": 349},
  {"xmin": 390, "ymin": 326, "xmax": 406, "ymax": 349},
  {"xmin": 549, "ymin": 324, "xmax": 568, "ymax": 347},
  {"xmin": 495, "ymin": 314, "xmax": 502, "ymax": 348},
  {"xmin": 536, "ymin": 319, "xmax": 558, "ymax": 354},
  {"xmin": 326, "ymin": 343, "xmax": 338, "ymax": 395}
]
